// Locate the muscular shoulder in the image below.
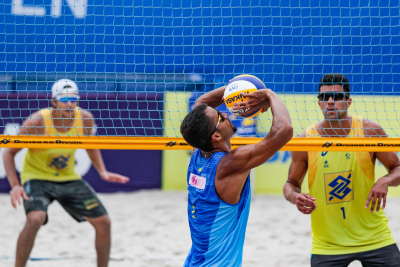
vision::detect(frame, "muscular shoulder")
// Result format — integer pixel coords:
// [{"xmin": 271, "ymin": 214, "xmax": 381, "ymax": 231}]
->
[
  {"xmin": 80, "ymin": 109, "xmax": 95, "ymax": 126},
  {"xmin": 216, "ymin": 146, "xmax": 248, "ymax": 178},
  {"xmin": 79, "ymin": 108, "xmax": 96, "ymax": 135},
  {"xmin": 362, "ymin": 118, "xmax": 387, "ymax": 137},
  {"xmin": 20, "ymin": 111, "xmax": 45, "ymax": 135},
  {"xmin": 24, "ymin": 111, "xmax": 45, "ymax": 127},
  {"xmin": 80, "ymin": 109, "xmax": 94, "ymax": 119},
  {"xmin": 296, "ymin": 131, "xmax": 307, "ymax": 138}
]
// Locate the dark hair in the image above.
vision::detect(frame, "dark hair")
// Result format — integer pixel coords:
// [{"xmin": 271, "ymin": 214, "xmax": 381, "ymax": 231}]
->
[
  {"xmin": 319, "ymin": 74, "xmax": 350, "ymax": 97},
  {"xmin": 180, "ymin": 104, "xmax": 215, "ymax": 152}
]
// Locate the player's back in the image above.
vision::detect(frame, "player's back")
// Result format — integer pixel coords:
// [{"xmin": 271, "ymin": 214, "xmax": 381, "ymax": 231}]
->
[{"xmin": 185, "ymin": 150, "xmax": 251, "ymax": 267}]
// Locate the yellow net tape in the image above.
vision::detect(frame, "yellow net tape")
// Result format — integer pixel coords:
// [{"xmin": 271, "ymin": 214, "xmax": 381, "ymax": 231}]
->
[{"xmin": 1, "ymin": 136, "xmax": 400, "ymax": 152}]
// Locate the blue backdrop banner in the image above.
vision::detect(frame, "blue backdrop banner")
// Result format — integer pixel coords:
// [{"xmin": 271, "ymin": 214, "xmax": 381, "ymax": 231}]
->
[{"xmin": 1, "ymin": 0, "xmax": 399, "ymax": 94}]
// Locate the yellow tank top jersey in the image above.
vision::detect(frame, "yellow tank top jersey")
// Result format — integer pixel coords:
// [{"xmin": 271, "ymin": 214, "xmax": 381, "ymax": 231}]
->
[
  {"xmin": 306, "ymin": 116, "xmax": 395, "ymax": 255},
  {"xmin": 20, "ymin": 108, "xmax": 84, "ymax": 184}
]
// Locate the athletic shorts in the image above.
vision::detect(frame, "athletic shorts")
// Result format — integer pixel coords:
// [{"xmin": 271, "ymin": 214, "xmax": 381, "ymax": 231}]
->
[
  {"xmin": 23, "ymin": 179, "xmax": 108, "ymax": 225},
  {"xmin": 311, "ymin": 244, "xmax": 400, "ymax": 267}
]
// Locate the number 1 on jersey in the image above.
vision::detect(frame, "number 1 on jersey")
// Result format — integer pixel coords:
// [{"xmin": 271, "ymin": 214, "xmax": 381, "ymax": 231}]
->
[{"xmin": 341, "ymin": 207, "xmax": 346, "ymax": 219}]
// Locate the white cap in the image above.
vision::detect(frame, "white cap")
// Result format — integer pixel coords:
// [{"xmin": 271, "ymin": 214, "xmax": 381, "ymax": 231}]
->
[{"xmin": 51, "ymin": 79, "xmax": 79, "ymax": 99}]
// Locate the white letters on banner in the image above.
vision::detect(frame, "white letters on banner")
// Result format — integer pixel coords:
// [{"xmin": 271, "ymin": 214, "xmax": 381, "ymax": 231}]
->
[{"xmin": 12, "ymin": 0, "xmax": 87, "ymax": 18}]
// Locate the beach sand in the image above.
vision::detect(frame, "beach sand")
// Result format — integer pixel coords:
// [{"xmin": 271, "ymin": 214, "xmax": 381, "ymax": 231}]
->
[{"xmin": 1, "ymin": 190, "xmax": 400, "ymax": 267}]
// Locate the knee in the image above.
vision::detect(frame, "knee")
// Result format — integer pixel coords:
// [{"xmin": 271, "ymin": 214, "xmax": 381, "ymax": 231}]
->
[
  {"xmin": 26, "ymin": 211, "xmax": 46, "ymax": 229},
  {"xmin": 93, "ymin": 215, "xmax": 111, "ymax": 231}
]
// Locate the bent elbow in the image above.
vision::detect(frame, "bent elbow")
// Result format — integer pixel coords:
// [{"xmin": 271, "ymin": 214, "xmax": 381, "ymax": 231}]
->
[
  {"xmin": 269, "ymin": 123, "xmax": 293, "ymax": 144},
  {"xmin": 274, "ymin": 123, "xmax": 293, "ymax": 143},
  {"xmin": 283, "ymin": 124, "xmax": 294, "ymax": 142},
  {"xmin": 269, "ymin": 122, "xmax": 293, "ymax": 144},
  {"xmin": 280, "ymin": 125, "xmax": 293, "ymax": 145}
]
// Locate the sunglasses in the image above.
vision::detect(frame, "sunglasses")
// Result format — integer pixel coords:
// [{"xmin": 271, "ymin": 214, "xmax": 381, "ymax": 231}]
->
[
  {"xmin": 57, "ymin": 96, "xmax": 79, "ymax": 103},
  {"xmin": 209, "ymin": 110, "xmax": 225, "ymax": 139},
  {"xmin": 317, "ymin": 92, "xmax": 348, "ymax": 101}
]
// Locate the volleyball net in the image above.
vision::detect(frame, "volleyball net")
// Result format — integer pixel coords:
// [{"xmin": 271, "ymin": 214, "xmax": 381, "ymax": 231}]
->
[{"xmin": 1, "ymin": 1, "xmax": 400, "ymax": 152}]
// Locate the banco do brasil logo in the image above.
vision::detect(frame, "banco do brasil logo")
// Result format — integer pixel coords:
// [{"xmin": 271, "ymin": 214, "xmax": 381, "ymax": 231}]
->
[
  {"xmin": 0, "ymin": 139, "xmax": 10, "ymax": 145},
  {"xmin": 324, "ymin": 171, "xmax": 354, "ymax": 204},
  {"xmin": 166, "ymin": 141, "xmax": 176, "ymax": 147},
  {"xmin": 48, "ymin": 154, "xmax": 71, "ymax": 171},
  {"xmin": 322, "ymin": 142, "xmax": 333, "ymax": 148}
]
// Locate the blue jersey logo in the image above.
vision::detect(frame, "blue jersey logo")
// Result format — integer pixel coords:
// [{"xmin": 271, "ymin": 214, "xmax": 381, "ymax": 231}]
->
[{"xmin": 48, "ymin": 154, "xmax": 71, "ymax": 171}]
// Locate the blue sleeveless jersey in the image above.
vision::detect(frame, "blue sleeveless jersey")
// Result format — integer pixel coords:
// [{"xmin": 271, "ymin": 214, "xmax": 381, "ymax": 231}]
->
[{"xmin": 184, "ymin": 150, "xmax": 251, "ymax": 267}]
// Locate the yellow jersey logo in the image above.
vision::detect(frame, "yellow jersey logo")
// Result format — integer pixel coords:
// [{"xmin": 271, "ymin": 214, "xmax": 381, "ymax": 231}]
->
[
  {"xmin": 47, "ymin": 154, "xmax": 71, "ymax": 172},
  {"xmin": 324, "ymin": 171, "xmax": 354, "ymax": 204}
]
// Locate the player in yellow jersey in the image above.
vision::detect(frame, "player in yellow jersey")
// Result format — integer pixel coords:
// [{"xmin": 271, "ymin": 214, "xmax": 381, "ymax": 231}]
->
[
  {"xmin": 282, "ymin": 74, "xmax": 400, "ymax": 266},
  {"xmin": 3, "ymin": 79, "xmax": 129, "ymax": 267}
]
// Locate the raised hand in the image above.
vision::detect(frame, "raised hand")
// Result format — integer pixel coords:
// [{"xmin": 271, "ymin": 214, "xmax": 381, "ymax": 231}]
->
[{"xmin": 231, "ymin": 89, "xmax": 271, "ymax": 117}]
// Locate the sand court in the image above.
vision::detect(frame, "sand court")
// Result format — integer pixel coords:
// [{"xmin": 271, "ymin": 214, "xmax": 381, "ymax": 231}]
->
[{"xmin": 1, "ymin": 190, "xmax": 400, "ymax": 267}]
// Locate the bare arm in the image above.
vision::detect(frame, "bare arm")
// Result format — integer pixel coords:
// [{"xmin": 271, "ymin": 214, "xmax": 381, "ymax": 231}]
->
[
  {"xmin": 4, "ymin": 146, "xmax": 29, "ymax": 208},
  {"xmin": 283, "ymin": 148, "xmax": 307, "ymax": 204},
  {"xmin": 374, "ymin": 120, "xmax": 400, "ymax": 188},
  {"xmin": 213, "ymin": 90, "xmax": 292, "ymax": 204},
  {"xmin": 82, "ymin": 110, "xmax": 129, "ymax": 184},
  {"xmin": 193, "ymin": 86, "xmax": 226, "ymax": 109},
  {"xmin": 3, "ymin": 147, "xmax": 23, "ymax": 188},
  {"xmin": 376, "ymin": 154, "xmax": 400, "ymax": 187},
  {"xmin": 220, "ymin": 90, "xmax": 293, "ymax": 173},
  {"xmin": 363, "ymin": 120, "xmax": 400, "ymax": 212},
  {"xmin": 283, "ymin": 146, "xmax": 317, "ymax": 214},
  {"xmin": 3, "ymin": 114, "xmax": 44, "ymax": 208}
]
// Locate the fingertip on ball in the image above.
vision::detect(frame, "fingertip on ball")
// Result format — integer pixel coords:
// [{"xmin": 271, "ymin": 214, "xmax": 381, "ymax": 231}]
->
[{"xmin": 223, "ymin": 75, "xmax": 266, "ymax": 118}]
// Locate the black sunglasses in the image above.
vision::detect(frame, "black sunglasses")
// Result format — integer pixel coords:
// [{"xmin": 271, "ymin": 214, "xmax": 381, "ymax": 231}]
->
[
  {"xmin": 209, "ymin": 110, "xmax": 225, "ymax": 139},
  {"xmin": 318, "ymin": 92, "xmax": 349, "ymax": 101}
]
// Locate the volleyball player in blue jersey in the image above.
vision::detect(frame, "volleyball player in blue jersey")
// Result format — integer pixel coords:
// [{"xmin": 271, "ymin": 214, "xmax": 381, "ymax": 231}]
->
[{"xmin": 180, "ymin": 86, "xmax": 293, "ymax": 266}]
